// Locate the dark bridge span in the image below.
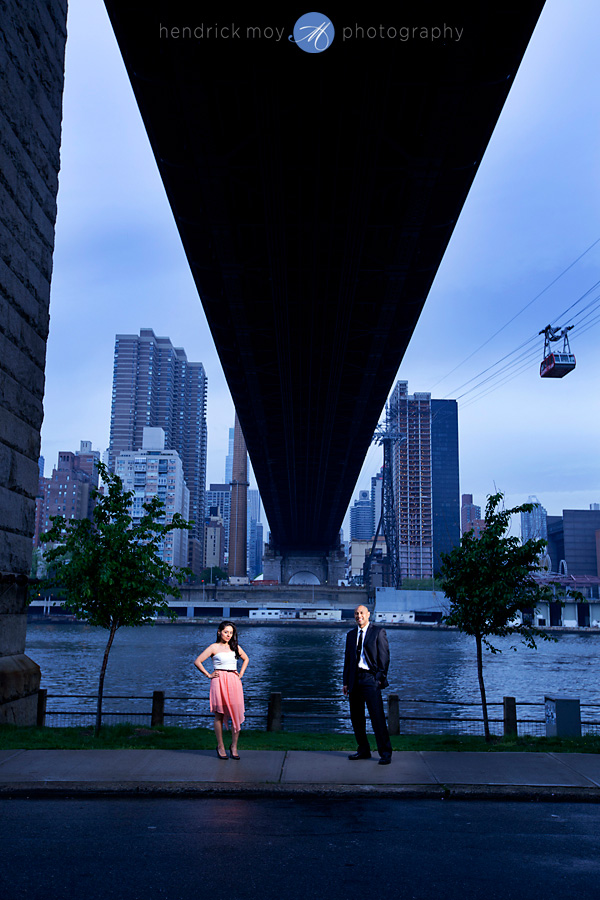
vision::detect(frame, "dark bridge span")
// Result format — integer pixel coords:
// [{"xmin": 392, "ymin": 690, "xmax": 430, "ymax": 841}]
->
[{"xmin": 104, "ymin": 3, "xmax": 544, "ymax": 556}]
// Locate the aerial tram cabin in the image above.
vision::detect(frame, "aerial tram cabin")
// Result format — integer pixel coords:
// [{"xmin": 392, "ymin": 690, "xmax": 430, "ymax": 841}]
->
[{"xmin": 539, "ymin": 324, "xmax": 576, "ymax": 379}]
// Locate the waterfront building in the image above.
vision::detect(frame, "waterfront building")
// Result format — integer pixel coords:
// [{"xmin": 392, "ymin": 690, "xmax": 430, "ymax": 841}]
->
[
  {"xmin": 546, "ymin": 509, "xmax": 600, "ymax": 578},
  {"xmin": 35, "ymin": 440, "xmax": 101, "ymax": 547},
  {"xmin": 461, "ymin": 493, "xmax": 481, "ymax": 535},
  {"xmin": 387, "ymin": 381, "xmax": 459, "ymax": 579},
  {"xmin": 521, "ymin": 495, "xmax": 548, "ymax": 543},
  {"xmin": 115, "ymin": 427, "xmax": 190, "ymax": 570},
  {"xmin": 108, "ymin": 328, "xmax": 207, "ymax": 567},
  {"xmin": 350, "ymin": 490, "xmax": 374, "ymax": 540}
]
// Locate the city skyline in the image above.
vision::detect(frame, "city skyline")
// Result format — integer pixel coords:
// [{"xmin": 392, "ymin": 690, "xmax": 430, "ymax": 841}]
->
[{"xmin": 40, "ymin": 1, "xmax": 600, "ymax": 540}]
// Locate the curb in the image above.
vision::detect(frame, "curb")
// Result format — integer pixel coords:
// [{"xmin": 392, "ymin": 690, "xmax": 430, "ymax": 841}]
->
[{"xmin": 2, "ymin": 782, "xmax": 600, "ymax": 802}]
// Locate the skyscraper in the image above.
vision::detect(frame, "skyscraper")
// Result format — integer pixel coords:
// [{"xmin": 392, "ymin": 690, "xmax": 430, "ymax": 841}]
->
[
  {"xmin": 247, "ymin": 488, "xmax": 263, "ymax": 579},
  {"xmin": 350, "ymin": 490, "xmax": 374, "ymax": 540},
  {"xmin": 431, "ymin": 399, "xmax": 460, "ymax": 569},
  {"xmin": 521, "ymin": 495, "xmax": 548, "ymax": 543},
  {"xmin": 387, "ymin": 381, "xmax": 459, "ymax": 579},
  {"xmin": 109, "ymin": 328, "xmax": 207, "ymax": 567}
]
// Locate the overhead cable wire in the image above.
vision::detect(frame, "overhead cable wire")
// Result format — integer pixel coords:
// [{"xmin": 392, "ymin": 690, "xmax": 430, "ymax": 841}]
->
[
  {"xmin": 446, "ymin": 283, "xmax": 600, "ymax": 402},
  {"xmin": 460, "ymin": 299, "xmax": 600, "ymax": 409},
  {"xmin": 430, "ymin": 235, "xmax": 600, "ymax": 391},
  {"xmin": 460, "ymin": 350, "xmax": 541, "ymax": 409}
]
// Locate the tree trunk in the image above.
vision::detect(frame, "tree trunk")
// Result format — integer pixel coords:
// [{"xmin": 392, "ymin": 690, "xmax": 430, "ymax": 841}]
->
[
  {"xmin": 475, "ymin": 633, "xmax": 491, "ymax": 742},
  {"xmin": 95, "ymin": 622, "xmax": 118, "ymax": 737}
]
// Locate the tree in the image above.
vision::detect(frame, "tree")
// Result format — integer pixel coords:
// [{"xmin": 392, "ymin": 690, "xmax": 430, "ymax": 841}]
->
[
  {"xmin": 440, "ymin": 492, "xmax": 554, "ymax": 741},
  {"xmin": 195, "ymin": 566, "xmax": 228, "ymax": 584},
  {"xmin": 40, "ymin": 461, "xmax": 192, "ymax": 735}
]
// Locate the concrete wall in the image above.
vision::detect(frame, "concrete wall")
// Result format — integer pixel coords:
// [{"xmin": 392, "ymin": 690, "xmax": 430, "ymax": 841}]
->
[
  {"xmin": 0, "ymin": 0, "xmax": 67, "ymax": 723},
  {"xmin": 181, "ymin": 583, "xmax": 368, "ymax": 609}
]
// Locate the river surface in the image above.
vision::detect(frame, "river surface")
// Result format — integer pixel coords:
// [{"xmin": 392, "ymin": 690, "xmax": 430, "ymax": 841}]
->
[{"xmin": 25, "ymin": 623, "xmax": 600, "ymax": 732}]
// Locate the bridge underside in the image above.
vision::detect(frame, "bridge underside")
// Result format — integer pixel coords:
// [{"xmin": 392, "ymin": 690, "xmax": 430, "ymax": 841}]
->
[{"xmin": 105, "ymin": 2, "xmax": 544, "ymax": 554}]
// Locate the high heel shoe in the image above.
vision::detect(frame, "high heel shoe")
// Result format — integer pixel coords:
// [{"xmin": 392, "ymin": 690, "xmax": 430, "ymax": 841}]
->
[
  {"xmin": 229, "ymin": 747, "xmax": 240, "ymax": 760},
  {"xmin": 216, "ymin": 747, "xmax": 228, "ymax": 760}
]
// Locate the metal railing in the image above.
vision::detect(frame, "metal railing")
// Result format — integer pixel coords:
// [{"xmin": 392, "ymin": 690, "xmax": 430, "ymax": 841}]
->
[{"xmin": 34, "ymin": 690, "xmax": 600, "ymax": 737}]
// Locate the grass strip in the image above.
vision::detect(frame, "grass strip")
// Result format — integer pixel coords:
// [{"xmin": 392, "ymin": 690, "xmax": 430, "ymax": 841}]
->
[{"xmin": 1, "ymin": 724, "xmax": 600, "ymax": 753}]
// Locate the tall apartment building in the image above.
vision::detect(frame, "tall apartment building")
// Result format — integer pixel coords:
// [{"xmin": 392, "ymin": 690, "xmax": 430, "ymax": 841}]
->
[
  {"xmin": 34, "ymin": 441, "xmax": 101, "ymax": 548},
  {"xmin": 387, "ymin": 381, "xmax": 459, "ymax": 579},
  {"xmin": 108, "ymin": 328, "xmax": 207, "ymax": 567},
  {"xmin": 115, "ymin": 428, "xmax": 190, "ymax": 570},
  {"xmin": 461, "ymin": 493, "xmax": 481, "ymax": 535},
  {"xmin": 521, "ymin": 495, "xmax": 548, "ymax": 543}
]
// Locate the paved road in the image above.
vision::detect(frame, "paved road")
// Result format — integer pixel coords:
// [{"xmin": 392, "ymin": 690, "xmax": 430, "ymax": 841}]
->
[{"xmin": 2, "ymin": 797, "xmax": 600, "ymax": 899}]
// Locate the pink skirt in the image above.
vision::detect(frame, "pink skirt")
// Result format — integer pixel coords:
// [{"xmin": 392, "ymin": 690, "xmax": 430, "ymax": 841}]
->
[{"xmin": 209, "ymin": 670, "xmax": 245, "ymax": 731}]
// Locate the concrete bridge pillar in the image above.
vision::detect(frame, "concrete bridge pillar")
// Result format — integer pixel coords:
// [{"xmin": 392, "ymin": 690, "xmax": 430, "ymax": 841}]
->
[{"xmin": 0, "ymin": 0, "xmax": 68, "ymax": 722}]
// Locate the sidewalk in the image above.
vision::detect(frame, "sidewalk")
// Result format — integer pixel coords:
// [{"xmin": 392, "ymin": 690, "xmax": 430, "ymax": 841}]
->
[{"xmin": 2, "ymin": 749, "xmax": 600, "ymax": 799}]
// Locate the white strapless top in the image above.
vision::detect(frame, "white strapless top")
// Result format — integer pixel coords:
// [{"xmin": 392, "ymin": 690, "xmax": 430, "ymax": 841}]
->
[{"xmin": 212, "ymin": 650, "xmax": 237, "ymax": 671}]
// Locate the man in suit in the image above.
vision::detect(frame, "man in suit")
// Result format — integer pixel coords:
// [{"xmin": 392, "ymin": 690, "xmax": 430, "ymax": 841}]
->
[{"xmin": 343, "ymin": 604, "xmax": 392, "ymax": 765}]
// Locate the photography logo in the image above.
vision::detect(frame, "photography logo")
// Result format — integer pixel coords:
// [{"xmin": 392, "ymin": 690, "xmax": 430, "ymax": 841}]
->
[{"xmin": 289, "ymin": 12, "xmax": 335, "ymax": 53}]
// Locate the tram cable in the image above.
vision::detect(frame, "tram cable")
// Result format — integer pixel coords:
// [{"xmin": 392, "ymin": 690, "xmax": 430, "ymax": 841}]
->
[
  {"xmin": 430, "ymin": 236, "xmax": 600, "ymax": 392},
  {"xmin": 445, "ymin": 283, "xmax": 600, "ymax": 404}
]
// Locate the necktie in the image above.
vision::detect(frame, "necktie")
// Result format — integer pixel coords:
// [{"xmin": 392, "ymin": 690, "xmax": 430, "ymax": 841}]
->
[{"xmin": 356, "ymin": 629, "xmax": 363, "ymax": 665}]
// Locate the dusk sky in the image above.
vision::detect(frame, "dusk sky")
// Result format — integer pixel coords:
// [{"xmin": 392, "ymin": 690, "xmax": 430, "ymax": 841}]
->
[{"xmin": 41, "ymin": 1, "xmax": 600, "ymax": 537}]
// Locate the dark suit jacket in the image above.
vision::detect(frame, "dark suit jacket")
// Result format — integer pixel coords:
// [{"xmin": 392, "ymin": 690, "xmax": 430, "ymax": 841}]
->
[{"xmin": 343, "ymin": 623, "xmax": 390, "ymax": 692}]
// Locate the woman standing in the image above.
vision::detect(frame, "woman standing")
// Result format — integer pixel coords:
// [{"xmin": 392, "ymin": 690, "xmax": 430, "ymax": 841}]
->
[{"xmin": 194, "ymin": 621, "xmax": 249, "ymax": 759}]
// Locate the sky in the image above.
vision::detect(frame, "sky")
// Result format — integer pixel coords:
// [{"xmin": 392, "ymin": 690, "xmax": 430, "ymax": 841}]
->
[{"xmin": 41, "ymin": 1, "xmax": 600, "ymax": 538}]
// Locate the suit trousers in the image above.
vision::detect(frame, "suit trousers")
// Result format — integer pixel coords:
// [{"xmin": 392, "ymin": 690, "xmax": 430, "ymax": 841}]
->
[{"xmin": 349, "ymin": 669, "xmax": 392, "ymax": 760}]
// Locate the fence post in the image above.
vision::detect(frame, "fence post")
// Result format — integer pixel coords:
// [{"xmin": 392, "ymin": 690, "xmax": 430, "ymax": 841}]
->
[
  {"xmin": 267, "ymin": 692, "xmax": 283, "ymax": 732},
  {"xmin": 36, "ymin": 689, "xmax": 47, "ymax": 727},
  {"xmin": 151, "ymin": 690, "xmax": 165, "ymax": 727},
  {"xmin": 387, "ymin": 694, "xmax": 400, "ymax": 735},
  {"xmin": 503, "ymin": 696, "xmax": 517, "ymax": 737}
]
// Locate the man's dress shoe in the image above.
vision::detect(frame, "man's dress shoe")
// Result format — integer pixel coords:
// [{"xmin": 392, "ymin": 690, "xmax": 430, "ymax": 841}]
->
[
  {"xmin": 348, "ymin": 752, "xmax": 372, "ymax": 760},
  {"xmin": 378, "ymin": 757, "xmax": 392, "ymax": 765}
]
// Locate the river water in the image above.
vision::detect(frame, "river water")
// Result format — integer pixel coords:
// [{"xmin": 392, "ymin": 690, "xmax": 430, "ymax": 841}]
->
[{"xmin": 25, "ymin": 623, "xmax": 600, "ymax": 732}]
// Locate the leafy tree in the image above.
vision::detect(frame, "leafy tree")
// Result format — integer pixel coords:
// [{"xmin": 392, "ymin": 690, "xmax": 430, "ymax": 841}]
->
[
  {"xmin": 196, "ymin": 566, "xmax": 228, "ymax": 584},
  {"xmin": 40, "ymin": 461, "xmax": 191, "ymax": 735},
  {"xmin": 440, "ymin": 492, "xmax": 555, "ymax": 741}
]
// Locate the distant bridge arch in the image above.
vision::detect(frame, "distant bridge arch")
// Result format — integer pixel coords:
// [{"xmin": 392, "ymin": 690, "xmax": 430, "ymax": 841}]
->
[{"xmin": 289, "ymin": 571, "xmax": 321, "ymax": 586}]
